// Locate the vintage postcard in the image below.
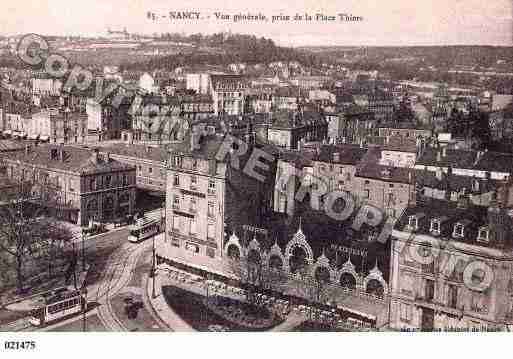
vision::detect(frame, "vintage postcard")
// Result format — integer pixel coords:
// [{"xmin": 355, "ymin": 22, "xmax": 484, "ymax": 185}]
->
[{"xmin": 0, "ymin": 0, "xmax": 512, "ymax": 356}]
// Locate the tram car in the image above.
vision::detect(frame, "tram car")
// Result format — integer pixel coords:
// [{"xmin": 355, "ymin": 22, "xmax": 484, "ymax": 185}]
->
[
  {"xmin": 128, "ymin": 217, "xmax": 161, "ymax": 243},
  {"xmin": 28, "ymin": 287, "xmax": 85, "ymax": 326}
]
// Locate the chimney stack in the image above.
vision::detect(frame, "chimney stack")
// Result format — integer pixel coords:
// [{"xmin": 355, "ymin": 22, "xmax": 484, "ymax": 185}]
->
[
  {"xmin": 91, "ymin": 148, "xmax": 99, "ymax": 164},
  {"xmin": 59, "ymin": 143, "xmax": 64, "ymax": 162}
]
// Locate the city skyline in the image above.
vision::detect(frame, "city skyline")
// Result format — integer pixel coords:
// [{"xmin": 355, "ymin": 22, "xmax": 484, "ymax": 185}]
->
[{"xmin": 0, "ymin": 0, "xmax": 512, "ymax": 47}]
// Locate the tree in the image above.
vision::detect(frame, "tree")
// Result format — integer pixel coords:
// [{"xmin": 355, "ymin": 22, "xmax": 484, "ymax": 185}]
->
[
  {"xmin": 229, "ymin": 250, "xmax": 287, "ymax": 303},
  {"xmin": 0, "ymin": 178, "xmax": 73, "ymax": 293}
]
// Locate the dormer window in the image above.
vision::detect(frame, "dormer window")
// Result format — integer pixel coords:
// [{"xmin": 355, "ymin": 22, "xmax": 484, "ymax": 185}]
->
[
  {"xmin": 408, "ymin": 216, "xmax": 418, "ymax": 231},
  {"xmin": 477, "ymin": 226, "xmax": 489, "ymax": 242},
  {"xmin": 430, "ymin": 219, "xmax": 440, "ymax": 235},
  {"xmin": 453, "ymin": 223, "xmax": 465, "ymax": 238},
  {"xmin": 472, "ymin": 179, "xmax": 480, "ymax": 192},
  {"xmin": 174, "ymin": 156, "xmax": 182, "ymax": 168}
]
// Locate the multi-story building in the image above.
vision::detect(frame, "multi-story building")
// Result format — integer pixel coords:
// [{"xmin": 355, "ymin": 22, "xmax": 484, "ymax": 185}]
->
[
  {"xmin": 355, "ymin": 163, "xmax": 415, "ymax": 219},
  {"xmin": 160, "ymin": 132, "xmax": 275, "ymax": 273},
  {"xmin": 210, "ymin": 75, "xmax": 247, "ymax": 115},
  {"xmin": 390, "ymin": 197, "xmax": 513, "ymax": 331},
  {"xmin": 179, "ymin": 94, "xmax": 214, "ymax": 121},
  {"xmin": 3, "ymin": 144, "xmax": 136, "ymax": 225},
  {"xmin": 415, "ymin": 148, "xmax": 513, "ymax": 181},
  {"xmin": 98, "ymin": 144, "xmax": 169, "ymax": 195},
  {"xmin": 266, "ymin": 111, "xmax": 328, "ymax": 150},
  {"xmin": 272, "ymin": 87, "xmax": 302, "ymax": 112},
  {"xmin": 28, "ymin": 108, "xmax": 88, "ymax": 143},
  {"xmin": 31, "ymin": 76, "xmax": 62, "ymax": 96},
  {"xmin": 326, "ymin": 105, "xmax": 376, "ymax": 145},
  {"xmin": 85, "ymin": 92, "xmax": 134, "ymax": 141}
]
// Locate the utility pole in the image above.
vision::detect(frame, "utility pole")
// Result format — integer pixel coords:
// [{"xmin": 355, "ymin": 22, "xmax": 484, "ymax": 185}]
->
[
  {"xmin": 151, "ymin": 234, "xmax": 156, "ymax": 299},
  {"xmin": 81, "ymin": 228, "xmax": 87, "ymax": 332}
]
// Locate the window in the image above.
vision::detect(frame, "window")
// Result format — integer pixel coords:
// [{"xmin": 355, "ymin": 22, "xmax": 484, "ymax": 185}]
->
[
  {"xmin": 208, "ymin": 179, "xmax": 215, "ymax": 194},
  {"xmin": 172, "ymin": 215, "xmax": 180, "ymax": 232},
  {"xmin": 105, "ymin": 175, "xmax": 112, "ymax": 187},
  {"xmin": 90, "ymin": 178, "xmax": 96, "ymax": 190},
  {"xmin": 189, "ymin": 218, "xmax": 197, "ymax": 235},
  {"xmin": 174, "ymin": 174, "xmax": 180, "ymax": 186},
  {"xmin": 477, "ymin": 227, "xmax": 489, "ymax": 242},
  {"xmin": 173, "ymin": 195, "xmax": 180, "ymax": 209},
  {"xmin": 400, "ymin": 303, "xmax": 412, "ymax": 322},
  {"xmin": 207, "ymin": 223, "xmax": 215, "ymax": 240},
  {"xmin": 425, "ymin": 279, "xmax": 435, "ymax": 301},
  {"xmin": 430, "ymin": 219, "xmax": 440, "ymax": 235},
  {"xmin": 148, "ymin": 167, "xmax": 153, "ymax": 174},
  {"xmin": 190, "ymin": 198, "xmax": 197, "ymax": 213},
  {"xmin": 122, "ymin": 174, "xmax": 128, "ymax": 186},
  {"xmin": 191, "ymin": 175, "xmax": 197, "ymax": 190},
  {"xmin": 192, "ymin": 159, "xmax": 198, "ymax": 170},
  {"xmin": 408, "ymin": 216, "xmax": 418, "ymax": 230},
  {"xmin": 363, "ymin": 189, "xmax": 370, "ymax": 199},
  {"xmin": 448, "ymin": 285, "xmax": 458, "ymax": 309},
  {"xmin": 208, "ymin": 202, "xmax": 215, "ymax": 218},
  {"xmin": 453, "ymin": 223, "xmax": 464, "ymax": 238}
]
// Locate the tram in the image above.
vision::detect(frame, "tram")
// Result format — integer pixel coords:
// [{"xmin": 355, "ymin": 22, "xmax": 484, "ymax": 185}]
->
[
  {"xmin": 128, "ymin": 217, "xmax": 160, "ymax": 243},
  {"xmin": 28, "ymin": 287, "xmax": 85, "ymax": 326}
]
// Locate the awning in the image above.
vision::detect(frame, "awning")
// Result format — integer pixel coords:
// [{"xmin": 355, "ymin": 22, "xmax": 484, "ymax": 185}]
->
[
  {"xmin": 28, "ymin": 135, "xmax": 39, "ymax": 140},
  {"xmin": 39, "ymin": 136, "xmax": 50, "ymax": 141},
  {"xmin": 3, "ymin": 130, "xmax": 12, "ymax": 135},
  {"xmin": 12, "ymin": 131, "xmax": 21, "ymax": 137},
  {"xmin": 19, "ymin": 132, "xmax": 27, "ymax": 138}
]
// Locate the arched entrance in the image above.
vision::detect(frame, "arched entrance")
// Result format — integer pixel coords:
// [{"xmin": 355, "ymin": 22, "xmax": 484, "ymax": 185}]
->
[
  {"xmin": 340, "ymin": 272, "xmax": 357, "ymax": 289},
  {"xmin": 289, "ymin": 246, "xmax": 308, "ymax": 274},
  {"xmin": 87, "ymin": 199, "xmax": 98, "ymax": 222},
  {"xmin": 227, "ymin": 244, "xmax": 240, "ymax": 261},
  {"xmin": 366, "ymin": 279, "xmax": 384, "ymax": 297},
  {"xmin": 103, "ymin": 196, "xmax": 114, "ymax": 221}
]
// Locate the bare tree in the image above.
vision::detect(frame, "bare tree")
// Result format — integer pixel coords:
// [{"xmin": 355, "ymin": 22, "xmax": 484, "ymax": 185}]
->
[
  {"xmin": 229, "ymin": 252, "xmax": 288, "ymax": 303},
  {"xmin": 0, "ymin": 179, "xmax": 73, "ymax": 293}
]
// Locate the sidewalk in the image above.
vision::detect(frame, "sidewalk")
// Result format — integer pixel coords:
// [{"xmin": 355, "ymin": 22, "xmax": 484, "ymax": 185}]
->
[{"xmin": 145, "ymin": 268, "xmax": 195, "ymax": 332}]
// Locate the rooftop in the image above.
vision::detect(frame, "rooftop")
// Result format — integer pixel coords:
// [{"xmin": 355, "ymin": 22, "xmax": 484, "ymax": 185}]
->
[{"xmin": 3, "ymin": 144, "xmax": 134, "ymax": 175}]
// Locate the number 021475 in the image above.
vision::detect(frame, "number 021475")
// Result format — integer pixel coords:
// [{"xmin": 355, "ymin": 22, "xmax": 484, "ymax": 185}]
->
[{"xmin": 4, "ymin": 341, "xmax": 36, "ymax": 350}]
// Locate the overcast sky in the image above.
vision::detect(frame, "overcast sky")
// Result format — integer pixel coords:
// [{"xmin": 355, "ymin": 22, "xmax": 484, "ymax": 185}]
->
[{"xmin": 1, "ymin": 0, "xmax": 512, "ymax": 46}]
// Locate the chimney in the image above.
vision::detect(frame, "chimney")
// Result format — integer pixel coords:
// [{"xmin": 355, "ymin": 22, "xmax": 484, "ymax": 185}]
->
[
  {"xmin": 457, "ymin": 193, "xmax": 470, "ymax": 209},
  {"xmin": 435, "ymin": 167, "xmax": 443, "ymax": 181},
  {"xmin": 59, "ymin": 143, "xmax": 64, "ymax": 162},
  {"xmin": 91, "ymin": 148, "xmax": 99, "ymax": 164}
]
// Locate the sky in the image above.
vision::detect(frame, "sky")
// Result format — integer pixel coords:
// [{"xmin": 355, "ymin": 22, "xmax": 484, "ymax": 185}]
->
[{"xmin": 1, "ymin": 0, "xmax": 512, "ymax": 46}]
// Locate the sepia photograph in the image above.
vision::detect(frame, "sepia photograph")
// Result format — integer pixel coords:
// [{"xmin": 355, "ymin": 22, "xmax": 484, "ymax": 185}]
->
[{"xmin": 0, "ymin": 0, "xmax": 512, "ymax": 357}]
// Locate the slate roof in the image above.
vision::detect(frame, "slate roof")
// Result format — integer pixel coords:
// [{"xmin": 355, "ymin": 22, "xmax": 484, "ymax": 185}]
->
[
  {"xmin": 270, "ymin": 111, "xmax": 327, "ymax": 130},
  {"xmin": 417, "ymin": 148, "xmax": 513, "ymax": 174},
  {"xmin": 314, "ymin": 144, "xmax": 368, "ymax": 166},
  {"xmin": 357, "ymin": 163, "xmax": 414, "ymax": 184},
  {"xmin": 394, "ymin": 199, "xmax": 513, "ymax": 250},
  {"xmin": 3, "ymin": 144, "xmax": 134, "ymax": 175}
]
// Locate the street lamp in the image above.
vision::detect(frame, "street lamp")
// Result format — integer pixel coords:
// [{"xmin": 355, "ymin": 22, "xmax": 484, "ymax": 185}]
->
[
  {"xmin": 82, "ymin": 286, "xmax": 87, "ymax": 332},
  {"xmin": 151, "ymin": 234, "xmax": 156, "ymax": 299}
]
